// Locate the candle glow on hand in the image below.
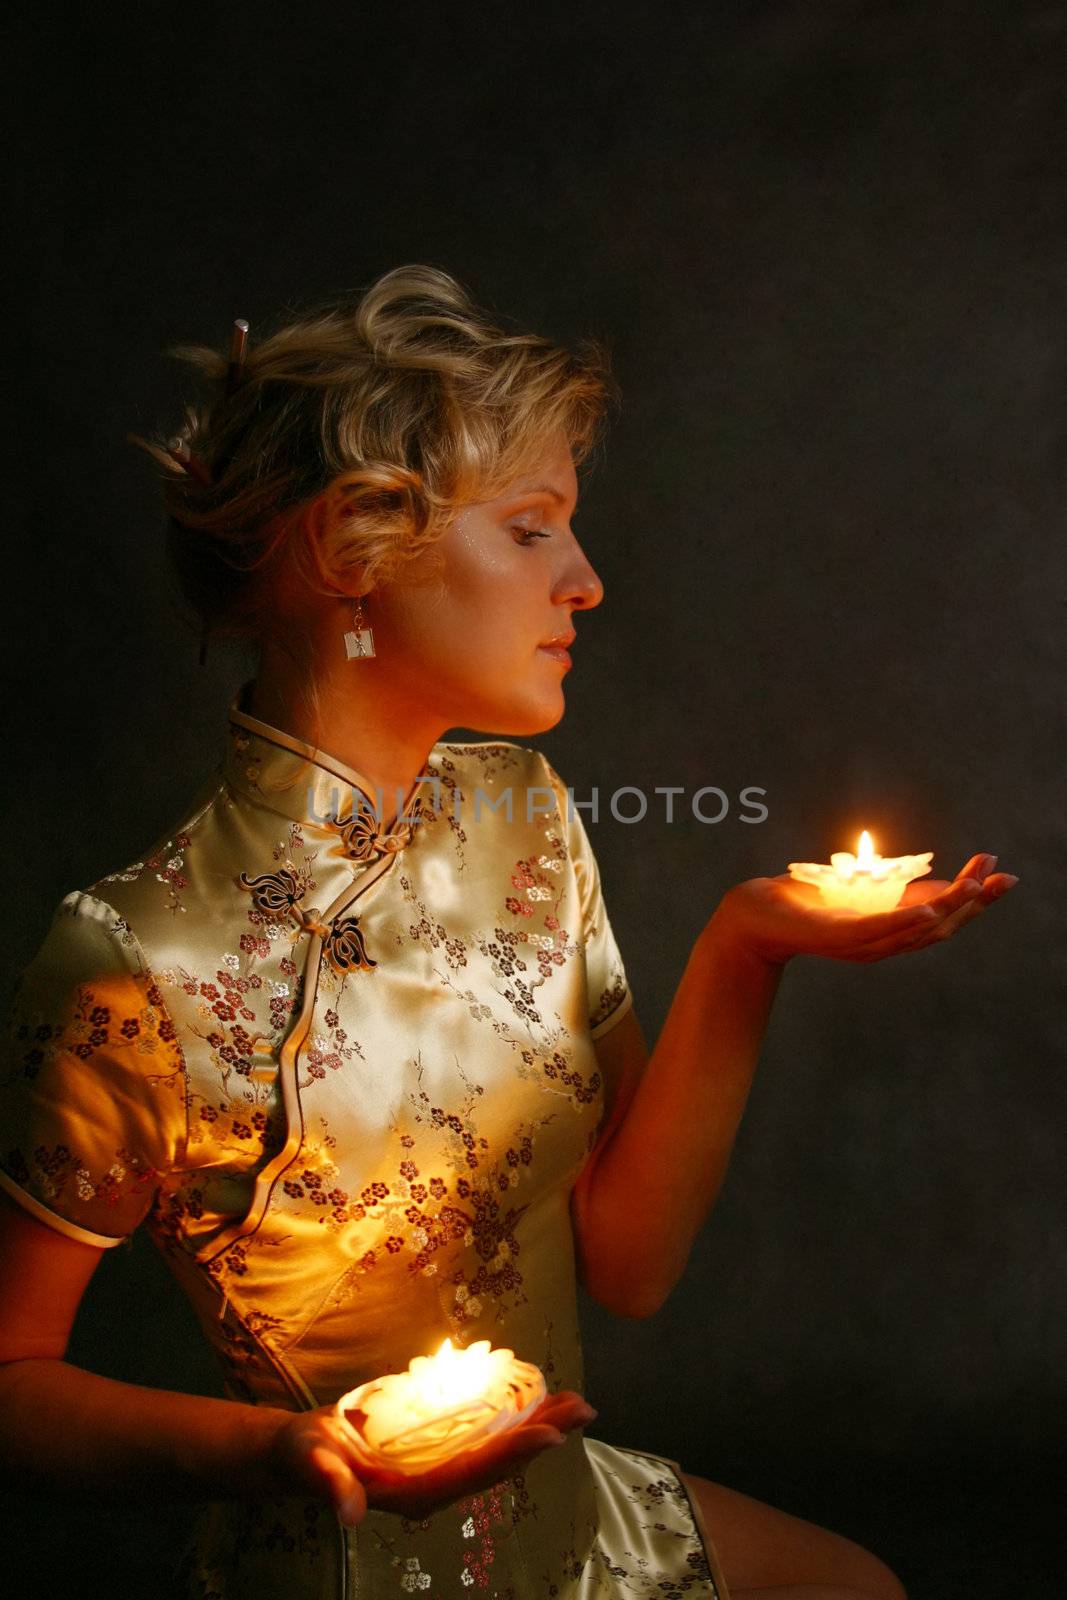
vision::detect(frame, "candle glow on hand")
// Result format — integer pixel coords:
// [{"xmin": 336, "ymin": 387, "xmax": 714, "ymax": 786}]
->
[
  {"xmin": 334, "ymin": 1337, "xmax": 547, "ymax": 1474},
  {"xmin": 788, "ymin": 829, "xmax": 934, "ymax": 913}
]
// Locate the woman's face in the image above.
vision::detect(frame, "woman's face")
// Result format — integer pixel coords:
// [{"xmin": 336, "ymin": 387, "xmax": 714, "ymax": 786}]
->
[{"xmin": 366, "ymin": 435, "xmax": 605, "ymax": 737}]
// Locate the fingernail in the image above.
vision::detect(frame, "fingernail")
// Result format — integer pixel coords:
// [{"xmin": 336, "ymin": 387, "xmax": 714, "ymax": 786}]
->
[{"xmin": 999, "ymin": 874, "xmax": 1019, "ymax": 890}]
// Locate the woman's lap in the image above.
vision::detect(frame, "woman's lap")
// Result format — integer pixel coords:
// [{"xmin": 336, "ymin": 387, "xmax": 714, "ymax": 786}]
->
[{"xmin": 677, "ymin": 1471, "xmax": 907, "ymax": 1600}]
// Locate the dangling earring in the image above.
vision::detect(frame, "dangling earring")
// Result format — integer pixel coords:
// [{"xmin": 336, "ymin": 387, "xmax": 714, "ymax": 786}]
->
[{"xmin": 343, "ymin": 594, "xmax": 376, "ymax": 660}]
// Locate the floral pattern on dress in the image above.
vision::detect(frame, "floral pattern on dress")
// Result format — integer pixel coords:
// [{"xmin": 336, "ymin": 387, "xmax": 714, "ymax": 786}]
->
[
  {"xmin": 1, "ymin": 917, "xmax": 186, "ymax": 1234},
  {"xmin": 98, "ymin": 829, "xmax": 198, "ymax": 915},
  {"xmin": 581, "ymin": 1441, "xmax": 722, "ymax": 1598},
  {"xmin": 153, "ymin": 950, "xmax": 291, "ymax": 1162}
]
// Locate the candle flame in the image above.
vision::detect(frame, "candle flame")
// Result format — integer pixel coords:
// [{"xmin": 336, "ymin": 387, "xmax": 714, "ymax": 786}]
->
[
  {"xmin": 410, "ymin": 1337, "xmax": 495, "ymax": 1407},
  {"xmin": 856, "ymin": 830, "xmax": 876, "ymax": 869},
  {"xmin": 335, "ymin": 1340, "xmax": 547, "ymax": 1472}
]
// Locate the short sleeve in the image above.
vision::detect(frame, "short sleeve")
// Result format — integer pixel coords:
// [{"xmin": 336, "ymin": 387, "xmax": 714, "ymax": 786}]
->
[
  {"xmin": 540, "ymin": 756, "xmax": 634, "ymax": 1042},
  {"xmin": 0, "ymin": 892, "xmax": 187, "ymax": 1248}
]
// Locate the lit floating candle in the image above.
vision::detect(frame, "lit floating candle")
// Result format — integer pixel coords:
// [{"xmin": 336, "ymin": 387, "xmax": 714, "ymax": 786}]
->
[
  {"xmin": 334, "ymin": 1337, "xmax": 547, "ymax": 1475},
  {"xmin": 787, "ymin": 829, "xmax": 934, "ymax": 914}
]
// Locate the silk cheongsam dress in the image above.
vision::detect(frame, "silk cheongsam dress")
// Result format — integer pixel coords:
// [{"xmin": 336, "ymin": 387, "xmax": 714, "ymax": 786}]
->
[{"xmin": 0, "ymin": 692, "xmax": 730, "ymax": 1600}]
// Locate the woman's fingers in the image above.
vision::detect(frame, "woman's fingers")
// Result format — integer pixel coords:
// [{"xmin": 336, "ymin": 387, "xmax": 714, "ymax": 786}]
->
[
  {"xmin": 931, "ymin": 871, "xmax": 1016, "ymax": 930},
  {"xmin": 362, "ymin": 1393, "xmax": 596, "ymax": 1517},
  {"xmin": 858, "ymin": 892, "xmax": 984, "ymax": 958},
  {"xmin": 980, "ymin": 871, "xmax": 1019, "ymax": 900},
  {"xmin": 494, "ymin": 1423, "xmax": 570, "ymax": 1460},
  {"xmin": 841, "ymin": 871, "xmax": 1018, "ymax": 961},
  {"xmin": 927, "ymin": 876, "xmax": 985, "ymax": 915},
  {"xmin": 903, "ymin": 873, "xmax": 981, "ymax": 912},
  {"xmin": 921, "ymin": 867, "xmax": 1017, "ymax": 920},
  {"xmin": 529, "ymin": 1389, "xmax": 597, "ymax": 1432}
]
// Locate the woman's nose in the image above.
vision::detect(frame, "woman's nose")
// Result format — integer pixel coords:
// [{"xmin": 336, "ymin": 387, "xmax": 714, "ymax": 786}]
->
[{"xmin": 557, "ymin": 544, "xmax": 605, "ymax": 611}]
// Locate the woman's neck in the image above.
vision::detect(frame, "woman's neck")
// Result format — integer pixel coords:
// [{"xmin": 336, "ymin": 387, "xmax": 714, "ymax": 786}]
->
[{"xmin": 246, "ymin": 649, "xmax": 444, "ymax": 823}]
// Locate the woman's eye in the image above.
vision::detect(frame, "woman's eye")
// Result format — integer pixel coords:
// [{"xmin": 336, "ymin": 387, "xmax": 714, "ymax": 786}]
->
[{"xmin": 511, "ymin": 525, "xmax": 550, "ymax": 544}]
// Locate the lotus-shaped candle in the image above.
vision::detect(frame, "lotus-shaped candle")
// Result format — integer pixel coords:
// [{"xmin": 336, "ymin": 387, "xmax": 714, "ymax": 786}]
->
[
  {"xmin": 788, "ymin": 830, "xmax": 933, "ymax": 913},
  {"xmin": 334, "ymin": 1338, "xmax": 547, "ymax": 1474}
]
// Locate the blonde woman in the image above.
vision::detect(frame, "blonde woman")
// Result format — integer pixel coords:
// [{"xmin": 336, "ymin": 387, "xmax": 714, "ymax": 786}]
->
[{"xmin": 0, "ymin": 266, "xmax": 1015, "ymax": 1600}]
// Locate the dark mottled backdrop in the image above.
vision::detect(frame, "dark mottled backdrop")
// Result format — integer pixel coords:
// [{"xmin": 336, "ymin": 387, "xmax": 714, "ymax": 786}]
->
[{"xmin": 5, "ymin": 2, "xmax": 1064, "ymax": 1596}]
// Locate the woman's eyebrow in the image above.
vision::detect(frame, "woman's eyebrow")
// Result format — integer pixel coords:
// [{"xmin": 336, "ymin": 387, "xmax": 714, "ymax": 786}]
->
[{"xmin": 513, "ymin": 485, "xmax": 569, "ymax": 503}]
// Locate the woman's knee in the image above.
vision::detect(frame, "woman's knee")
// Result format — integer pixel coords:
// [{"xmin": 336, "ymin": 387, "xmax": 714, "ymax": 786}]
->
[{"xmin": 679, "ymin": 1471, "xmax": 907, "ymax": 1600}]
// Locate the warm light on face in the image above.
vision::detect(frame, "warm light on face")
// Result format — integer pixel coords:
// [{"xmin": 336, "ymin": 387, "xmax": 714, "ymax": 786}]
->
[{"xmin": 361, "ymin": 438, "xmax": 601, "ymax": 741}]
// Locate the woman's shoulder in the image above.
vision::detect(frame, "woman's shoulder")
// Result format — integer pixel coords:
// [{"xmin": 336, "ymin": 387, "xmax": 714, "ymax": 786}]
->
[
  {"xmin": 14, "ymin": 889, "xmax": 143, "ymax": 995},
  {"xmin": 76, "ymin": 769, "xmax": 228, "ymax": 926}
]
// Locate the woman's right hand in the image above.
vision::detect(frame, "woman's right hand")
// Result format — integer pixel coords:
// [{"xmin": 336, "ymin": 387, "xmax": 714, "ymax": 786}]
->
[{"xmin": 269, "ymin": 1389, "xmax": 596, "ymax": 1526}]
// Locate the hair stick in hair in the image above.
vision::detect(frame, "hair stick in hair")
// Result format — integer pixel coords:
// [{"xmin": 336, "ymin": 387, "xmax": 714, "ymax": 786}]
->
[
  {"xmin": 167, "ymin": 442, "xmax": 214, "ymax": 489},
  {"xmin": 226, "ymin": 318, "xmax": 250, "ymax": 394}
]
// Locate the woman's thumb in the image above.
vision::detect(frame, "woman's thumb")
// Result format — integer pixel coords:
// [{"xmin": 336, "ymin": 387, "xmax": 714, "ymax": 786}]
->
[
  {"xmin": 308, "ymin": 1443, "xmax": 367, "ymax": 1526},
  {"xmin": 339, "ymin": 1470, "xmax": 367, "ymax": 1527}
]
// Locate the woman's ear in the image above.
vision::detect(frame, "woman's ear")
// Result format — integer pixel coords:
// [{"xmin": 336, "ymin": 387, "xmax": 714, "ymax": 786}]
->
[{"xmin": 321, "ymin": 565, "xmax": 375, "ymax": 604}]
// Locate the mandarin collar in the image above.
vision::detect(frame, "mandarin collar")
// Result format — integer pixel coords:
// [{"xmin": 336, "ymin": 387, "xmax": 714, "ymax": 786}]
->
[{"xmin": 224, "ymin": 688, "xmax": 441, "ymax": 838}]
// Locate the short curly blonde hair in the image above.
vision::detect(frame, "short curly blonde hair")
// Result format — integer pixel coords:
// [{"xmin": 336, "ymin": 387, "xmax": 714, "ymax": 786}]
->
[{"xmin": 134, "ymin": 264, "xmax": 618, "ymax": 654}]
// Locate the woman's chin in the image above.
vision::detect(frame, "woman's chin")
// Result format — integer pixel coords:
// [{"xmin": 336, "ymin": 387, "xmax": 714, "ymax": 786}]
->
[{"xmin": 459, "ymin": 691, "xmax": 566, "ymax": 739}]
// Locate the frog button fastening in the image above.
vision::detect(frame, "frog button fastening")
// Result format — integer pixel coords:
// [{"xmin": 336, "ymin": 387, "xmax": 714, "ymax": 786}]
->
[
  {"xmin": 328, "ymin": 792, "xmax": 435, "ymax": 866},
  {"xmin": 321, "ymin": 915, "xmax": 377, "ymax": 974}
]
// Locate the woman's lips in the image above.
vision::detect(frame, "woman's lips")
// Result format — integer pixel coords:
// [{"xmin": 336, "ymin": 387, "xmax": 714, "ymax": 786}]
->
[{"xmin": 538, "ymin": 644, "xmax": 572, "ymax": 668}]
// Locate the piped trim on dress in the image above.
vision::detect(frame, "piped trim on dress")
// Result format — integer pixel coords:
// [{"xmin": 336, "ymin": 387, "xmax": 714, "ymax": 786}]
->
[
  {"xmin": 0, "ymin": 1166, "xmax": 128, "ymax": 1249},
  {"xmin": 194, "ymin": 847, "xmax": 401, "ymax": 1267},
  {"xmin": 198, "ymin": 694, "xmax": 441, "ymax": 1267}
]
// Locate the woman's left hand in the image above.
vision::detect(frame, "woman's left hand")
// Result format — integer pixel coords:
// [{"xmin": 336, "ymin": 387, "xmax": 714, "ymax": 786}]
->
[{"xmin": 715, "ymin": 853, "xmax": 1019, "ymax": 967}]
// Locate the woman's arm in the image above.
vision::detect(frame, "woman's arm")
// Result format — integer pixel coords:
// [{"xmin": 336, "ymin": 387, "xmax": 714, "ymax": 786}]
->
[
  {"xmin": 571, "ymin": 855, "xmax": 1016, "ymax": 1319},
  {"xmin": 571, "ymin": 919, "xmax": 781, "ymax": 1320},
  {"xmin": 0, "ymin": 1193, "xmax": 350, "ymax": 1510},
  {"xmin": 0, "ymin": 1192, "xmax": 592, "ymax": 1522}
]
